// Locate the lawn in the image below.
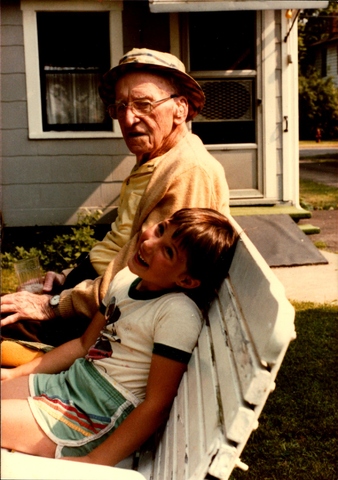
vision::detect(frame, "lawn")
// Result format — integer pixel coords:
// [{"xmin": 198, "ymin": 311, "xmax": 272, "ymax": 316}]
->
[
  {"xmin": 230, "ymin": 302, "xmax": 338, "ymax": 480},
  {"xmin": 300, "ymin": 178, "xmax": 338, "ymax": 211}
]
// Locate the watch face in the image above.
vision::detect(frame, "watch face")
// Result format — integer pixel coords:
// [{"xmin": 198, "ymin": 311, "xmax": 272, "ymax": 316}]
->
[{"xmin": 50, "ymin": 295, "xmax": 60, "ymax": 307}]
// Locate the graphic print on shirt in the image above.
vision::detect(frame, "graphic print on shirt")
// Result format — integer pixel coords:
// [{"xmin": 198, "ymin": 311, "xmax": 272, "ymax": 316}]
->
[{"xmin": 86, "ymin": 296, "xmax": 121, "ymax": 361}]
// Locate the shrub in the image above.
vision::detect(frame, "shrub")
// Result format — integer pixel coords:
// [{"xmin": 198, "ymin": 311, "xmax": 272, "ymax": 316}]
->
[
  {"xmin": 1, "ymin": 210, "xmax": 102, "ymax": 272},
  {"xmin": 299, "ymin": 69, "xmax": 338, "ymax": 140}
]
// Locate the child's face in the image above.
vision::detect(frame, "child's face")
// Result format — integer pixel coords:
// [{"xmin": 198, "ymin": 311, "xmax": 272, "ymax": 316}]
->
[{"xmin": 128, "ymin": 220, "xmax": 193, "ymax": 291}]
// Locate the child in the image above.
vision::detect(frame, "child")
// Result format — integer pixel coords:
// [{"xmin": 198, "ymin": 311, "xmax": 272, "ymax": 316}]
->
[{"xmin": 1, "ymin": 208, "xmax": 238, "ymax": 467}]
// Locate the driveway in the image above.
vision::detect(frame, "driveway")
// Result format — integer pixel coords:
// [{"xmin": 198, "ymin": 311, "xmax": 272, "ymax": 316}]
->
[{"xmin": 300, "ymin": 160, "xmax": 338, "ymax": 188}]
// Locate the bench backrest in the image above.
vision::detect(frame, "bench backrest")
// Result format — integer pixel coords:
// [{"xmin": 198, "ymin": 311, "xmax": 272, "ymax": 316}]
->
[{"xmin": 136, "ymin": 227, "xmax": 296, "ymax": 480}]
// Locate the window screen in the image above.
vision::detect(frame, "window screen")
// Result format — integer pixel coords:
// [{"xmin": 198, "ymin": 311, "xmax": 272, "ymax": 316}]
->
[{"xmin": 189, "ymin": 11, "xmax": 256, "ymax": 144}]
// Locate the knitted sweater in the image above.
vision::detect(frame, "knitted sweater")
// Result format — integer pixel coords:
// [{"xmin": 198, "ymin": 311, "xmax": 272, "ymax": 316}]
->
[{"xmin": 59, "ymin": 132, "xmax": 229, "ymax": 320}]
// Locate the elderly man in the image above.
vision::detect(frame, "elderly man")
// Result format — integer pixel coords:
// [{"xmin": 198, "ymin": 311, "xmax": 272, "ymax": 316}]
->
[{"xmin": 1, "ymin": 48, "xmax": 229, "ymax": 346}]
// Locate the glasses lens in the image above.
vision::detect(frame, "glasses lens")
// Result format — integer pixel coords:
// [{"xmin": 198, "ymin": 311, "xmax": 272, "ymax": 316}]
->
[
  {"xmin": 132, "ymin": 101, "xmax": 152, "ymax": 116},
  {"xmin": 108, "ymin": 99, "xmax": 157, "ymax": 119}
]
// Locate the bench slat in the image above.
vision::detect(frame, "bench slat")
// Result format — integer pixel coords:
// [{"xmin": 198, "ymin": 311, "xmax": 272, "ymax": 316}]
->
[
  {"xmin": 229, "ymin": 238, "xmax": 295, "ymax": 365},
  {"xmin": 195, "ymin": 327, "xmax": 220, "ymax": 450},
  {"xmin": 215, "ymin": 284, "xmax": 272, "ymax": 405},
  {"xmin": 207, "ymin": 299, "xmax": 255, "ymax": 444}
]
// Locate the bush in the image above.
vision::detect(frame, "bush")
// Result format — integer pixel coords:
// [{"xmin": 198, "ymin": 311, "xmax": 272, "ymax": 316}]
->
[
  {"xmin": 1, "ymin": 210, "xmax": 102, "ymax": 272},
  {"xmin": 299, "ymin": 69, "xmax": 338, "ymax": 140}
]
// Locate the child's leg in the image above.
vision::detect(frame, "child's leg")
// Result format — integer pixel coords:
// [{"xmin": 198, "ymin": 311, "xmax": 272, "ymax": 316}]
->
[{"xmin": 1, "ymin": 376, "xmax": 56, "ymax": 458}]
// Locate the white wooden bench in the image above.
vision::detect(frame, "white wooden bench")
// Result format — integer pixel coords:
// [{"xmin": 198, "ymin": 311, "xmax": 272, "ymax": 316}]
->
[{"xmin": 1, "ymin": 225, "xmax": 296, "ymax": 480}]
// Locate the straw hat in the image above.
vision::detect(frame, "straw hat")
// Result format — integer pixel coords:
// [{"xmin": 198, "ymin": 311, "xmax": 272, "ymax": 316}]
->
[{"xmin": 99, "ymin": 48, "xmax": 205, "ymax": 121}]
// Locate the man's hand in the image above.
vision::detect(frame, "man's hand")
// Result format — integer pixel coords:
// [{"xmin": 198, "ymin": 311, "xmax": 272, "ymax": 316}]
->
[
  {"xmin": 0, "ymin": 291, "xmax": 56, "ymax": 327},
  {"xmin": 42, "ymin": 271, "xmax": 66, "ymax": 293}
]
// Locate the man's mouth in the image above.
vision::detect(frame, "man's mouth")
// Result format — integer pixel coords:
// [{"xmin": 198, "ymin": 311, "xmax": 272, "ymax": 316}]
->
[{"xmin": 128, "ymin": 131, "xmax": 145, "ymax": 138}]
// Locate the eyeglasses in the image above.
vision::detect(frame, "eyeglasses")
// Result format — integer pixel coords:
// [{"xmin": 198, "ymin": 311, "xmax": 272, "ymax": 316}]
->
[{"xmin": 107, "ymin": 94, "xmax": 178, "ymax": 119}]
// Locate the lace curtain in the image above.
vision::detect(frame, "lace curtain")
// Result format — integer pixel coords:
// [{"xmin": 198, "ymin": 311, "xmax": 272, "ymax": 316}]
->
[{"xmin": 45, "ymin": 69, "xmax": 105, "ymax": 125}]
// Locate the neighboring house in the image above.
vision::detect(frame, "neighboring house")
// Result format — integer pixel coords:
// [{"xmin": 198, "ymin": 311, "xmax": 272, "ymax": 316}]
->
[
  {"xmin": 311, "ymin": 13, "xmax": 338, "ymax": 86},
  {"xmin": 1, "ymin": 0, "xmax": 328, "ymax": 227}
]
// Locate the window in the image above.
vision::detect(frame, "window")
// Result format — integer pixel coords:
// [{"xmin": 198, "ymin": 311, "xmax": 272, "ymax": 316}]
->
[
  {"xmin": 37, "ymin": 12, "xmax": 110, "ymax": 132},
  {"xmin": 21, "ymin": 1, "xmax": 123, "ymax": 139},
  {"xmin": 188, "ymin": 11, "xmax": 257, "ymax": 145}
]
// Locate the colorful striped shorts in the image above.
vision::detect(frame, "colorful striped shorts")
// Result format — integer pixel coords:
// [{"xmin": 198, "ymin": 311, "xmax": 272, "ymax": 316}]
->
[{"xmin": 28, "ymin": 358, "xmax": 140, "ymax": 458}]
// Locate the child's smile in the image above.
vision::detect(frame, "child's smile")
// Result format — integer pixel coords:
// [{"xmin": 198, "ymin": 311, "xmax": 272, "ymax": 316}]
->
[{"xmin": 128, "ymin": 221, "xmax": 192, "ymax": 292}]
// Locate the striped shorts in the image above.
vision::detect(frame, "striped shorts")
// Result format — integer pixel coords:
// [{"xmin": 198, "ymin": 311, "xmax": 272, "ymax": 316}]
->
[{"xmin": 28, "ymin": 358, "xmax": 140, "ymax": 458}]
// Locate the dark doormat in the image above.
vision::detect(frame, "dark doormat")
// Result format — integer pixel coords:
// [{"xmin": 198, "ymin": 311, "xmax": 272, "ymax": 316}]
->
[{"xmin": 233, "ymin": 214, "xmax": 328, "ymax": 267}]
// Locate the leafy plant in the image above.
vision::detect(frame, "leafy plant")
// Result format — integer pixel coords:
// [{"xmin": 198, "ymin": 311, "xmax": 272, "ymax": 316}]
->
[
  {"xmin": 299, "ymin": 70, "xmax": 338, "ymax": 140},
  {"xmin": 298, "ymin": 3, "xmax": 338, "ymax": 140},
  {"xmin": 1, "ymin": 210, "xmax": 102, "ymax": 272}
]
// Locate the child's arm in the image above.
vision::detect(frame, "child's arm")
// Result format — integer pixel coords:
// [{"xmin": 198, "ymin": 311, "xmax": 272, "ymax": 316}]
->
[
  {"xmin": 63, "ymin": 353, "xmax": 187, "ymax": 467},
  {"xmin": 1, "ymin": 311, "xmax": 106, "ymax": 382}
]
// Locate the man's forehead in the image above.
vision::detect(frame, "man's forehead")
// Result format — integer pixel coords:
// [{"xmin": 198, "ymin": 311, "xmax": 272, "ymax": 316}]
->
[{"xmin": 115, "ymin": 71, "xmax": 173, "ymax": 95}]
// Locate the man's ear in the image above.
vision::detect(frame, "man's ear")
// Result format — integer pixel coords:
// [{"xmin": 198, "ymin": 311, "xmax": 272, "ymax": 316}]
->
[
  {"xmin": 176, "ymin": 274, "xmax": 201, "ymax": 290},
  {"xmin": 173, "ymin": 96, "xmax": 189, "ymax": 125}
]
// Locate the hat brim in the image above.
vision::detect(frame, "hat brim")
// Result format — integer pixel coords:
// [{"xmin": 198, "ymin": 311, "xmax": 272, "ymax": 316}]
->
[{"xmin": 99, "ymin": 62, "xmax": 205, "ymax": 122}]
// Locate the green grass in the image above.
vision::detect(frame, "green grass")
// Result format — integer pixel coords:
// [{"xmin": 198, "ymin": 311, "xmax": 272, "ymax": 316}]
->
[
  {"xmin": 230, "ymin": 302, "xmax": 338, "ymax": 480},
  {"xmin": 300, "ymin": 178, "xmax": 338, "ymax": 210}
]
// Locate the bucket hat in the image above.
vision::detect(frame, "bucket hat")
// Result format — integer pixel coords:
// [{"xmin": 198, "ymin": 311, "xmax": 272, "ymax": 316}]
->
[{"xmin": 99, "ymin": 48, "xmax": 205, "ymax": 121}]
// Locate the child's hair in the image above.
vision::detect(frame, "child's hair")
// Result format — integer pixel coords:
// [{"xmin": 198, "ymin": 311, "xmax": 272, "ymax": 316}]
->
[{"xmin": 168, "ymin": 208, "xmax": 239, "ymax": 310}]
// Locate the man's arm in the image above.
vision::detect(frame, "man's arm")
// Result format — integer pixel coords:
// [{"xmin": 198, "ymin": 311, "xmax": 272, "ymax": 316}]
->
[
  {"xmin": 1, "ymin": 272, "xmax": 105, "ymax": 326},
  {"xmin": 63, "ymin": 354, "xmax": 187, "ymax": 467}
]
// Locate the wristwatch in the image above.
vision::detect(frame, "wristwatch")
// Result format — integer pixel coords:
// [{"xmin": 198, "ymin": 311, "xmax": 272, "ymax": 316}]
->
[{"xmin": 49, "ymin": 295, "xmax": 61, "ymax": 317}]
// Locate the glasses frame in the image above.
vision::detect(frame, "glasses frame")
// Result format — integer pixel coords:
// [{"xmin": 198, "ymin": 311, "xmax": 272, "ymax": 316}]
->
[{"xmin": 107, "ymin": 94, "xmax": 178, "ymax": 119}]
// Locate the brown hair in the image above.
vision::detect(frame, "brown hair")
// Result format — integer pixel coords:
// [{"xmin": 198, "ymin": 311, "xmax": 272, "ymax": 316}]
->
[{"xmin": 168, "ymin": 208, "xmax": 239, "ymax": 310}]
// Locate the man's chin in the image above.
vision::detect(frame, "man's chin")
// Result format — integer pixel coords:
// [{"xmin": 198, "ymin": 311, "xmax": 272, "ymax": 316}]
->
[{"xmin": 126, "ymin": 140, "xmax": 150, "ymax": 155}]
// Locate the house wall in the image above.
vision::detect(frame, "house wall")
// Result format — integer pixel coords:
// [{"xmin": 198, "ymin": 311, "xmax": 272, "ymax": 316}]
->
[
  {"xmin": 314, "ymin": 41, "xmax": 338, "ymax": 87},
  {"xmin": 327, "ymin": 42, "xmax": 338, "ymax": 86},
  {"xmin": 1, "ymin": 1, "xmax": 297, "ymax": 227},
  {"xmin": 1, "ymin": 0, "xmax": 135, "ymax": 228}
]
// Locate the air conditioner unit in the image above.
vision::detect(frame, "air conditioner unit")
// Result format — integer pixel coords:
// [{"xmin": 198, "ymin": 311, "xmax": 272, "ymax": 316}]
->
[{"xmin": 194, "ymin": 78, "xmax": 254, "ymax": 122}]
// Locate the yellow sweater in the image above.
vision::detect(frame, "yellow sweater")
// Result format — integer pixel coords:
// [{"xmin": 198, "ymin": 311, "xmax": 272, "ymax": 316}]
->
[
  {"xmin": 59, "ymin": 132, "xmax": 229, "ymax": 320},
  {"xmin": 90, "ymin": 160, "xmax": 158, "ymax": 275}
]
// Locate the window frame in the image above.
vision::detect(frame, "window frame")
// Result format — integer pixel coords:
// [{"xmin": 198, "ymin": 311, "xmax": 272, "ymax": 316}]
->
[
  {"xmin": 183, "ymin": 10, "xmax": 258, "ymax": 148},
  {"xmin": 21, "ymin": 0, "xmax": 123, "ymax": 139}
]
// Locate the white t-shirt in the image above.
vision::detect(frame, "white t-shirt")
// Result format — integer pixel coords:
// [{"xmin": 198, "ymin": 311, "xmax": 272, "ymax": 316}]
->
[{"xmin": 92, "ymin": 267, "xmax": 203, "ymax": 401}]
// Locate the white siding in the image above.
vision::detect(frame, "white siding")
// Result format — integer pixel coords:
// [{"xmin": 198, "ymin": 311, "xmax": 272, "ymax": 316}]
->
[
  {"xmin": 1, "ymin": 1, "xmax": 131, "ymax": 227},
  {"xmin": 327, "ymin": 43, "xmax": 338, "ymax": 86}
]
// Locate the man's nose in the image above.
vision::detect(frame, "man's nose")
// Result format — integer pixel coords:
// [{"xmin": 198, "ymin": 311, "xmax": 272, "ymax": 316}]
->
[{"xmin": 120, "ymin": 106, "xmax": 139, "ymax": 126}]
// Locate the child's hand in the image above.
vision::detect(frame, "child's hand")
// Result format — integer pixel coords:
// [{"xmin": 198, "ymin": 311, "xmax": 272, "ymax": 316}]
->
[{"xmin": 1, "ymin": 368, "xmax": 15, "ymax": 382}]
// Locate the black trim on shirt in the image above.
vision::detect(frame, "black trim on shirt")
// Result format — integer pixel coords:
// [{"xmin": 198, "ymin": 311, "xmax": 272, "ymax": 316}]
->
[
  {"xmin": 128, "ymin": 278, "xmax": 175, "ymax": 301},
  {"xmin": 153, "ymin": 342, "xmax": 192, "ymax": 364},
  {"xmin": 100, "ymin": 278, "xmax": 179, "ymax": 313}
]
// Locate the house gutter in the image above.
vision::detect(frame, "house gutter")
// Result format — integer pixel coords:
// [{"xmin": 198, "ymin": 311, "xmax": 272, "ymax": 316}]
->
[{"xmin": 149, "ymin": 1, "xmax": 329, "ymax": 13}]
